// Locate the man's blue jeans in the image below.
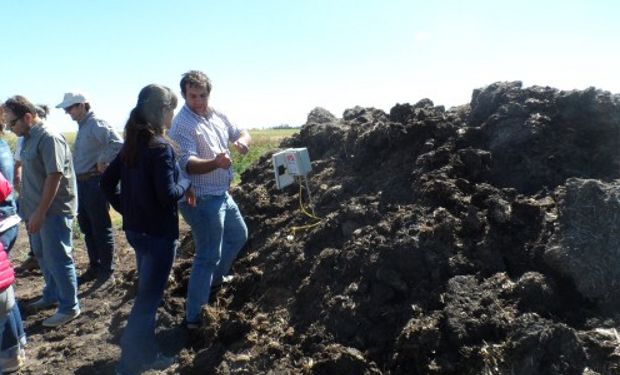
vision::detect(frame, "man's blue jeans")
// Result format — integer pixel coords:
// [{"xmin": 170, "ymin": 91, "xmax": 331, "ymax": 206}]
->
[
  {"xmin": 118, "ymin": 230, "xmax": 176, "ymax": 375},
  {"xmin": 0, "ymin": 225, "xmax": 25, "ymax": 362},
  {"xmin": 30, "ymin": 214, "xmax": 79, "ymax": 315},
  {"xmin": 77, "ymin": 175, "xmax": 115, "ymax": 275},
  {"xmin": 179, "ymin": 192, "xmax": 248, "ymax": 323}
]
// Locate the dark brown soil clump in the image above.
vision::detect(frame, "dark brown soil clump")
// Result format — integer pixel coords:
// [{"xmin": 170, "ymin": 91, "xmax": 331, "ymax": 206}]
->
[{"xmin": 181, "ymin": 81, "xmax": 620, "ymax": 374}]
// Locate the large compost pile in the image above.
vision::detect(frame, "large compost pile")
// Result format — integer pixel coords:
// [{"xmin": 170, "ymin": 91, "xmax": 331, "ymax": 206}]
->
[{"xmin": 174, "ymin": 81, "xmax": 620, "ymax": 375}]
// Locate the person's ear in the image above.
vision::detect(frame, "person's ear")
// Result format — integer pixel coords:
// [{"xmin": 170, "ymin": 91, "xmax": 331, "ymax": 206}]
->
[{"xmin": 23, "ymin": 112, "xmax": 33, "ymax": 124}]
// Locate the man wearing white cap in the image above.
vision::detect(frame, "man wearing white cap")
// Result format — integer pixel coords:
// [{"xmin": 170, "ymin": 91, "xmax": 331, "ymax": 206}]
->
[{"xmin": 56, "ymin": 92, "xmax": 122, "ymax": 285}]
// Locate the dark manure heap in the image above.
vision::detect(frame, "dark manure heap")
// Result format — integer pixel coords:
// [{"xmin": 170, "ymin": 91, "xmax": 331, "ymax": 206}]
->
[{"xmin": 175, "ymin": 81, "xmax": 620, "ymax": 375}]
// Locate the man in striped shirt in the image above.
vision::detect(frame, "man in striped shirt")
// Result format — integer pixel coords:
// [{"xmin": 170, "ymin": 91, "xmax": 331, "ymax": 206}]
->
[{"xmin": 168, "ymin": 70, "xmax": 251, "ymax": 329}]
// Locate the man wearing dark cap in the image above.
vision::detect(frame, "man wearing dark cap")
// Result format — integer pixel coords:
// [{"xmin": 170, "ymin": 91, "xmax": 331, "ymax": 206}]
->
[{"xmin": 56, "ymin": 92, "xmax": 122, "ymax": 285}]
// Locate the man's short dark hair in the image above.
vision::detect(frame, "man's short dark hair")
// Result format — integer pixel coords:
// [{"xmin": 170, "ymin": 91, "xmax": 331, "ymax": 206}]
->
[
  {"xmin": 180, "ymin": 70, "xmax": 212, "ymax": 96},
  {"xmin": 3, "ymin": 95, "xmax": 36, "ymax": 119}
]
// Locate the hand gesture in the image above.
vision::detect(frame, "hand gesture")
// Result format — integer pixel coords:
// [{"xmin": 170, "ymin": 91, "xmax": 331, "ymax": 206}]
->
[
  {"xmin": 214, "ymin": 153, "xmax": 232, "ymax": 169},
  {"xmin": 234, "ymin": 140, "xmax": 249, "ymax": 155},
  {"xmin": 27, "ymin": 210, "xmax": 46, "ymax": 234}
]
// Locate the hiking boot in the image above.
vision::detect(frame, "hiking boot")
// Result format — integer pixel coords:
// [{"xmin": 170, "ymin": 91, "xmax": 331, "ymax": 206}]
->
[
  {"xmin": 29, "ymin": 297, "xmax": 56, "ymax": 310},
  {"xmin": 78, "ymin": 267, "xmax": 98, "ymax": 283},
  {"xmin": 42, "ymin": 309, "xmax": 81, "ymax": 327}
]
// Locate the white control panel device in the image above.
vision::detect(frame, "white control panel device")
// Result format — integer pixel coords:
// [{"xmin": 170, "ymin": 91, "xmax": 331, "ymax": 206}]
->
[{"xmin": 273, "ymin": 148, "xmax": 312, "ymax": 189}]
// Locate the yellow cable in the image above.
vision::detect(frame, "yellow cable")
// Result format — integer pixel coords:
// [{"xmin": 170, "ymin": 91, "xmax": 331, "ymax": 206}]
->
[
  {"xmin": 298, "ymin": 181, "xmax": 321, "ymax": 221},
  {"xmin": 290, "ymin": 178, "xmax": 322, "ymax": 237}
]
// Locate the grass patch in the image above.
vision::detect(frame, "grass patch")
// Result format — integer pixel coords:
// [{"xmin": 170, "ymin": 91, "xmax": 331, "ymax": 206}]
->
[
  {"xmin": 1, "ymin": 132, "xmax": 17, "ymax": 151},
  {"xmin": 231, "ymin": 128, "xmax": 298, "ymax": 185}
]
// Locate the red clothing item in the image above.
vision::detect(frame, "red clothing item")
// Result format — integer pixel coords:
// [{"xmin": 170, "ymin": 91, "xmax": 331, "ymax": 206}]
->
[
  {"xmin": 0, "ymin": 171, "xmax": 15, "ymax": 291},
  {"xmin": 0, "ymin": 243, "xmax": 14, "ymax": 291},
  {"xmin": 0, "ymin": 171, "xmax": 11, "ymax": 202}
]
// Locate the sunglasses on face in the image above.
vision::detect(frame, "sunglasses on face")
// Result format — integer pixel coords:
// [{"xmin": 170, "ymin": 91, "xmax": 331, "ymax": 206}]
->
[
  {"xmin": 64, "ymin": 103, "xmax": 79, "ymax": 113},
  {"xmin": 8, "ymin": 117, "xmax": 20, "ymax": 128}
]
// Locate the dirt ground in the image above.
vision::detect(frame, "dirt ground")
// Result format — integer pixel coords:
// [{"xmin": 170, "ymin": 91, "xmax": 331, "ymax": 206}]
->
[
  {"xmin": 9, "ymin": 219, "xmax": 197, "ymax": 375},
  {"xmin": 8, "ymin": 81, "xmax": 620, "ymax": 374}
]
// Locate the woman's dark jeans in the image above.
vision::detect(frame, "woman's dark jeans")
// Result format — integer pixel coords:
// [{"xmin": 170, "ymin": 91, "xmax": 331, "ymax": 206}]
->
[{"xmin": 117, "ymin": 230, "xmax": 176, "ymax": 375}]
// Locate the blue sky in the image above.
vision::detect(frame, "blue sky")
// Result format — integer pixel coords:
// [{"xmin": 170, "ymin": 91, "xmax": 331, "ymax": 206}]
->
[{"xmin": 1, "ymin": 0, "xmax": 618, "ymax": 132}]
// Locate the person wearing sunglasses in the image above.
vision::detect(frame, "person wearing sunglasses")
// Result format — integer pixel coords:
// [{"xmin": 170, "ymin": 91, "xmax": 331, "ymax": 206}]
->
[{"xmin": 2, "ymin": 95, "xmax": 80, "ymax": 328}]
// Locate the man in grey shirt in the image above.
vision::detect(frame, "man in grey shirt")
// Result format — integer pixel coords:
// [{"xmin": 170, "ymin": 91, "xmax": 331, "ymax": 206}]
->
[
  {"xmin": 56, "ymin": 92, "xmax": 123, "ymax": 285},
  {"xmin": 3, "ymin": 95, "xmax": 80, "ymax": 327}
]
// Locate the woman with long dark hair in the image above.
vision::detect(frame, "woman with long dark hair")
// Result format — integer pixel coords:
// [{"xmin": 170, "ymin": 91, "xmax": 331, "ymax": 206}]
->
[{"xmin": 101, "ymin": 84, "xmax": 194, "ymax": 375}]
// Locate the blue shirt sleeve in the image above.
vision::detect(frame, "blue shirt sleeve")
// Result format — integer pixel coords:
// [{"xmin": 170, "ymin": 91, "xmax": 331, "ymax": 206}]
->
[
  {"xmin": 151, "ymin": 144, "xmax": 190, "ymax": 206},
  {"xmin": 100, "ymin": 154, "xmax": 122, "ymax": 214}
]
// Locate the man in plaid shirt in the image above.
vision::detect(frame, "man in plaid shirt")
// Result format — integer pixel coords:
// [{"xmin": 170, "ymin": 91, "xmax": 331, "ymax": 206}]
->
[{"xmin": 168, "ymin": 70, "xmax": 251, "ymax": 329}]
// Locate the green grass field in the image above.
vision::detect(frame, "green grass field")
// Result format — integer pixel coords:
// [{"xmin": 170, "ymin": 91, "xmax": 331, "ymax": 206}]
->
[{"xmin": 230, "ymin": 128, "xmax": 298, "ymax": 184}]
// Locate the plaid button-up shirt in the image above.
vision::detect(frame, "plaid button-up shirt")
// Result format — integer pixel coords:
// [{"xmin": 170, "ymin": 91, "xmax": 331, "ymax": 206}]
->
[{"xmin": 168, "ymin": 105, "xmax": 241, "ymax": 196}]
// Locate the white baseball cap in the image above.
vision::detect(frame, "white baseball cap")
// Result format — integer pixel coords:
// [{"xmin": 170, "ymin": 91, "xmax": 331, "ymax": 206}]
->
[{"xmin": 55, "ymin": 92, "xmax": 89, "ymax": 109}]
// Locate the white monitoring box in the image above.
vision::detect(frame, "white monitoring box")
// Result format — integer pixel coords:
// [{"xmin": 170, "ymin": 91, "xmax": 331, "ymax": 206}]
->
[{"xmin": 273, "ymin": 148, "xmax": 312, "ymax": 189}]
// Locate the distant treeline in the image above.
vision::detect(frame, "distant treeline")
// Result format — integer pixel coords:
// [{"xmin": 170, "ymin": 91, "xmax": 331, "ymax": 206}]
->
[{"xmin": 270, "ymin": 124, "xmax": 300, "ymax": 129}]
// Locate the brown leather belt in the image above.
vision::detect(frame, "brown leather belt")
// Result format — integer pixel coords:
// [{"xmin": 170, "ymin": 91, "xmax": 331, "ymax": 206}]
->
[{"xmin": 76, "ymin": 171, "xmax": 102, "ymax": 181}]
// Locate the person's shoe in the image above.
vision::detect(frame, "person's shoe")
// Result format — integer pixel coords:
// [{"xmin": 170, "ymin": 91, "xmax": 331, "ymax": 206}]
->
[
  {"xmin": 42, "ymin": 309, "xmax": 81, "ymax": 327},
  {"xmin": 212, "ymin": 274, "xmax": 235, "ymax": 289},
  {"xmin": 78, "ymin": 267, "xmax": 98, "ymax": 283},
  {"xmin": 95, "ymin": 272, "xmax": 116, "ymax": 288},
  {"xmin": 20, "ymin": 255, "xmax": 39, "ymax": 270},
  {"xmin": 0, "ymin": 348, "xmax": 26, "ymax": 373},
  {"xmin": 0, "ymin": 348, "xmax": 24, "ymax": 373},
  {"xmin": 221, "ymin": 274, "xmax": 235, "ymax": 284},
  {"xmin": 29, "ymin": 297, "xmax": 56, "ymax": 310},
  {"xmin": 144, "ymin": 353, "xmax": 176, "ymax": 371},
  {"xmin": 184, "ymin": 319, "xmax": 201, "ymax": 330}
]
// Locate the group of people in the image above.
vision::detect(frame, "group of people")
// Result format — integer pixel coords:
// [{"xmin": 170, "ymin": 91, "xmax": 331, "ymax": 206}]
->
[{"xmin": 0, "ymin": 70, "xmax": 251, "ymax": 375}]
